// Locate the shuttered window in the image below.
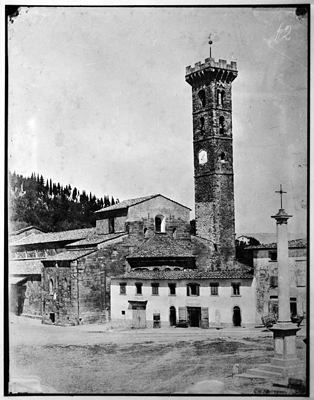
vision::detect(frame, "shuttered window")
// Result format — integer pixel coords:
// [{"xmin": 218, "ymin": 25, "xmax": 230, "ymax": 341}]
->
[
  {"xmin": 187, "ymin": 283, "xmax": 200, "ymax": 296},
  {"xmin": 178, "ymin": 307, "xmax": 187, "ymax": 322}
]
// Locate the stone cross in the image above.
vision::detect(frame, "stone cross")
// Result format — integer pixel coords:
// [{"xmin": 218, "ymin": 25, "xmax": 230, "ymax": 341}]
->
[{"xmin": 275, "ymin": 184, "xmax": 287, "ymax": 210}]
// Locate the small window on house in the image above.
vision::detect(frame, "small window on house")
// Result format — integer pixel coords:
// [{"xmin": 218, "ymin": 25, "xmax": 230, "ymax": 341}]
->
[
  {"xmin": 198, "ymin": 90, "xmax": 206, "ymax": 107},
  {"xmin": 269, "ymin": 251, "xmax": 277, "ymax": 261},
  {"xmin": 151, "ymin": 283, "xmax": 159, "ymax": 295},
  {"xmin": 169, "ymin": 283, "xmax": 176, "ymax": 295},
  {"xmin": 120, "ymin": 283, "xmax": 127, "ymax": 295},
  {"xmin": 187, "ymin": 283, "xmax": 200, "ymax": 296},
  {"xmin": 49, "ymin": 278, "xmax": 54, "ymax": 294},
  {"xmin": 109, "ymin": 217, "xmax": 115, "ymax": 234},
  {"xmin": 270, "ymin": 276, "xmax": 278, "ymax": 288},
  {"xmin": 210, "ymin": 283, "xmax": 219, "ymax": 296},
  {"xmin": 232, "ymin": 283, "xmax": 241, "ymax": 296},
  {"xmin": 135, "ymin": 282, "xmax": 142, "ymax": 295},
  {"xmin": 121, "ymin": 310, "xmax": 126, "ymax": 315},
  {"xmin": 219, "ymin": 116, "xmax": 225, "ymax": 135}
]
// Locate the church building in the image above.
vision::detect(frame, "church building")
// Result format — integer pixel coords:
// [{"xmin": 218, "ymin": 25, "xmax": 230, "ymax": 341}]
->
[{"xmin": 110, "ymin": 55, "xmax": 257, "ymax": 328}]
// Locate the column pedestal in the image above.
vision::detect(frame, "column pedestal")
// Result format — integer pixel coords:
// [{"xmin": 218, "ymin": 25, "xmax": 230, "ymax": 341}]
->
[{"xmin": 269, "ymin": 322, "xmax": 304, "ymax": 377}]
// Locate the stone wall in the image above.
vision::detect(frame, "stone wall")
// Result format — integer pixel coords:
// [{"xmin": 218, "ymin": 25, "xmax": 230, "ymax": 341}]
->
[{"xmin": 23, "ymin": 278, "xmax": 42, "ymax": 315}]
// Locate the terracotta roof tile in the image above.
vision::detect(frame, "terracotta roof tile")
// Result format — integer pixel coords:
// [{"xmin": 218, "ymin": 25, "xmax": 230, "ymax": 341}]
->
[
  {"xmin": 114, "ymin": 269, "xmax": 253, "ymax": 280},
  {"xmin": 10, "ymin": 228, "xmax": 95, "ymax": 246},
  {"xmin": 95, "ymin": 195, "xmax": 157, "ymax": 213},
  {"xmin": 66, "ymin": 232, "xmax": 127, "ymax": 247},
  {"xmin": 95, "ymin": 194, "xmax": 191, "ymax": 213},
  {"xmin": 44, "ymin": 249, "xmax": 97, "ymax": 261},
  {"xmin": 128, "ymin": 233, "xmax": 194, "ymax": 259},
  {"xmin": 247, "ymin": 238, "xmax": 307, "ymax": 250}
]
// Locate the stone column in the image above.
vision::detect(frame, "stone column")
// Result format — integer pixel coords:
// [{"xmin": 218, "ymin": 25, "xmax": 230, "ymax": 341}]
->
[
  {"xmin": 269, "ymin": 209, "xmax": 303, "ymax": 377},
  {"xmin": 271, "ymin": 209, "xmax": 292, "ymax": 323}
]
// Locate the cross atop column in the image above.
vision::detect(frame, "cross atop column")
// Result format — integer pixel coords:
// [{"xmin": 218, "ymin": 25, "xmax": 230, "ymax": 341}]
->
[{"xmin": 275, "ymin": 184, "xmax": 287, "ymax": 210}]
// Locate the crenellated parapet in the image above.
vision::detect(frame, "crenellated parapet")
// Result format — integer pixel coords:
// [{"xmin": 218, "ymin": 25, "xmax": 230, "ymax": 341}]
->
[{"xmin": 186, "ymin": 57, "xmax": 237, "ymax": 85}]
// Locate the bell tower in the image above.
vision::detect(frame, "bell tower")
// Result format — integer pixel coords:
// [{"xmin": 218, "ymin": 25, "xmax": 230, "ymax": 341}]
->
[{"xmin": 185, "ymin": 51, "xmax": 238, "ymax": 268}]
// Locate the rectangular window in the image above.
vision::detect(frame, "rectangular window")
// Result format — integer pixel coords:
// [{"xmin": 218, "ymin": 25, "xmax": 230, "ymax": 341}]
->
[
  {"xmin": 269, "ymin": 251, "xmax": 277, "ymax": 261},
  {"xmin": 121, "ymin": 310, "xmax": 125, "ymax": 315},
  {"xmin": 210, "ymin": 283, "xmax": 219, "ymax": 296},
  {"xmin": 169, "ymin": 283, "xmax": 176, "ymax": 295},
  {"xmin": 151, "ymin": 283, "xmax": 159, "ymax": 295},
  {"xmin": 232, "ymin": 283, "xmax": 241, "ymax": 296},
  {"xmin": 187, "ymin": 283, "xmax": 200, "ymax": 296},
  {"xmin": 290, "ymin": 297, "xmax": 297, "ymax": 317},
  {"xmin": 109, "ymin": 217, "xmax": 115, "ymax": 234},
  {"xmin": 135, "ymin": 282, "xmax": 142, "ymax": 295},
  {"xmin": 119, "ymin": 283, "xmax": 126, "ymax": 295},
  {"xmin": 270, "ymin": 276, "xmax": 278, "ymax": 288}
]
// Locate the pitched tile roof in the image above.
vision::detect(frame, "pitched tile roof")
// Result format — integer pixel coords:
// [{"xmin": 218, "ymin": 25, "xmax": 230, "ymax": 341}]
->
[
  {"xmin": 95, "ymin": 195, "xmax": 157, "ymax": 213},
  {"xmin": 10, "ymin": 227, "xmax": 95, "ymax": 246},
  {"xmin": 95, "ymin": 194, "xmax": 191, "ymax": 213},
  {"xmin": 128, "ymin": 233, "xmax": 194, "ymax": 259},
  {"xmin": 66, "ymin": 232, "xmax": 127, "ymax": 247},
  {"xmin": 44, "ymin": 249, "xmax": 97, "ymax": 261},
  {"xmin": 246, "ymin": 238, "xmax": 307, "ymax": 250},
  {"xmin": 113, "ymin": 269, "xmax": 253, "ymax": 280},
  {"xmin": 10, "ymin": 260, "xmax": 43, "ymax": 275}
]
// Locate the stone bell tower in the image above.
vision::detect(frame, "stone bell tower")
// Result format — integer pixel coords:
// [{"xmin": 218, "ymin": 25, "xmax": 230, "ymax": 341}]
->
[{"xmin": 185, "ymin": 48, "xmax": 238, "ymax": 268}]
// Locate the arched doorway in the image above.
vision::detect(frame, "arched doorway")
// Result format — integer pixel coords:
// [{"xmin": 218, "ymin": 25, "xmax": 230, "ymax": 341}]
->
[
  {"xmin": 169, "ymin": 306, "xmax": 176, "ymax": 326},
  {"xmin": 233, "ymin": 306, "xmax": 241, "ymax": 327}
]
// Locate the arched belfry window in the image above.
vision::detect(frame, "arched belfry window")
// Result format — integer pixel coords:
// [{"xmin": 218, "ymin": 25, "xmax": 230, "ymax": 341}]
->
[
  {"xmin": 220, "ymin": 152, "xmax": 226, "ymax": 163},
  {"xmin": 155, "ymin": 215, "xmax": 166, "ymax": 233},
  {"xmin": 219, "ymin": 116, "xmax": 225, "ymax": 135},
  {"xmin": 198, "ymin": 90, "xmax": 206, "ymax": 107}
]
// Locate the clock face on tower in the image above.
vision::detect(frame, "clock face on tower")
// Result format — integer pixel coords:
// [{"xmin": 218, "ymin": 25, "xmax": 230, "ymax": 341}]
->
[{"xmin": 198, "ymin": 150, "xmax": 208, "ymax": 164}]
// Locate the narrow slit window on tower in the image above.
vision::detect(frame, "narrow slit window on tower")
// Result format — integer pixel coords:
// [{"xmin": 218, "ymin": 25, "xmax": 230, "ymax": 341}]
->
[
  {"xmin": 221, "ymin": 91, "xmax": 225, "ymax": 106},
  {"xmin": 220, "ymin": 152, "xmax": 226, "ymax": 163},
  {"xmin": 49, "ymin": 278, "xmax": 54, "ymax": 295},
  {"xmin": 200, "ymin": 116, "xmax": 205, "ymax": 131},
  {"xmin": 219, "ymin": 116, "xmax": 225, "ymax": 135},
  {"xmin": 198, "ymin": 90, "xmax": 206, "ymax": 107},
  {"xmin": 172, "ymin": 228, "xmax": 177, "ymax": 239}
]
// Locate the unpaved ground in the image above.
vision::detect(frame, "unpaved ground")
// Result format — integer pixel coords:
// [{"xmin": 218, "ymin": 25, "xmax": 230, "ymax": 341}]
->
[{"xmin": 8, "ymin": 317, "xmax": 307, "ymax": 394}]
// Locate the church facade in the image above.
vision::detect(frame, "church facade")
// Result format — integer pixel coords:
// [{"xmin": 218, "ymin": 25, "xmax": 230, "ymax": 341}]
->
[{"xmin": 10, "ymin": 50, "xmax": 305, "ymax": 328}]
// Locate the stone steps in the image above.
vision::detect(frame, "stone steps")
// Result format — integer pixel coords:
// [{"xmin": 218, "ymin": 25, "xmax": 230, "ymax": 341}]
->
[{"xmin": 245, "ymin": 366, "xmax": 283, "ymax": 379}]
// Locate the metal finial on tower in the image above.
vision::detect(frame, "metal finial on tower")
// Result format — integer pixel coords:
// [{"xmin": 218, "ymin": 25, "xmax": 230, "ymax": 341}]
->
[
  {"xmin": 208, "ymin": 34, "xmax": 213, "ymax": 58},
  {"xmin": 275, "ymin": 184, "xmax": 287, "ymax": 210}
]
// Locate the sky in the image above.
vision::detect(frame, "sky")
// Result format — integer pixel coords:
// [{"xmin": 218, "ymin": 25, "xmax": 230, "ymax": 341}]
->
[{"xmin": 8, "ymin": 6, "xmax": 308, "ymax": 235}]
